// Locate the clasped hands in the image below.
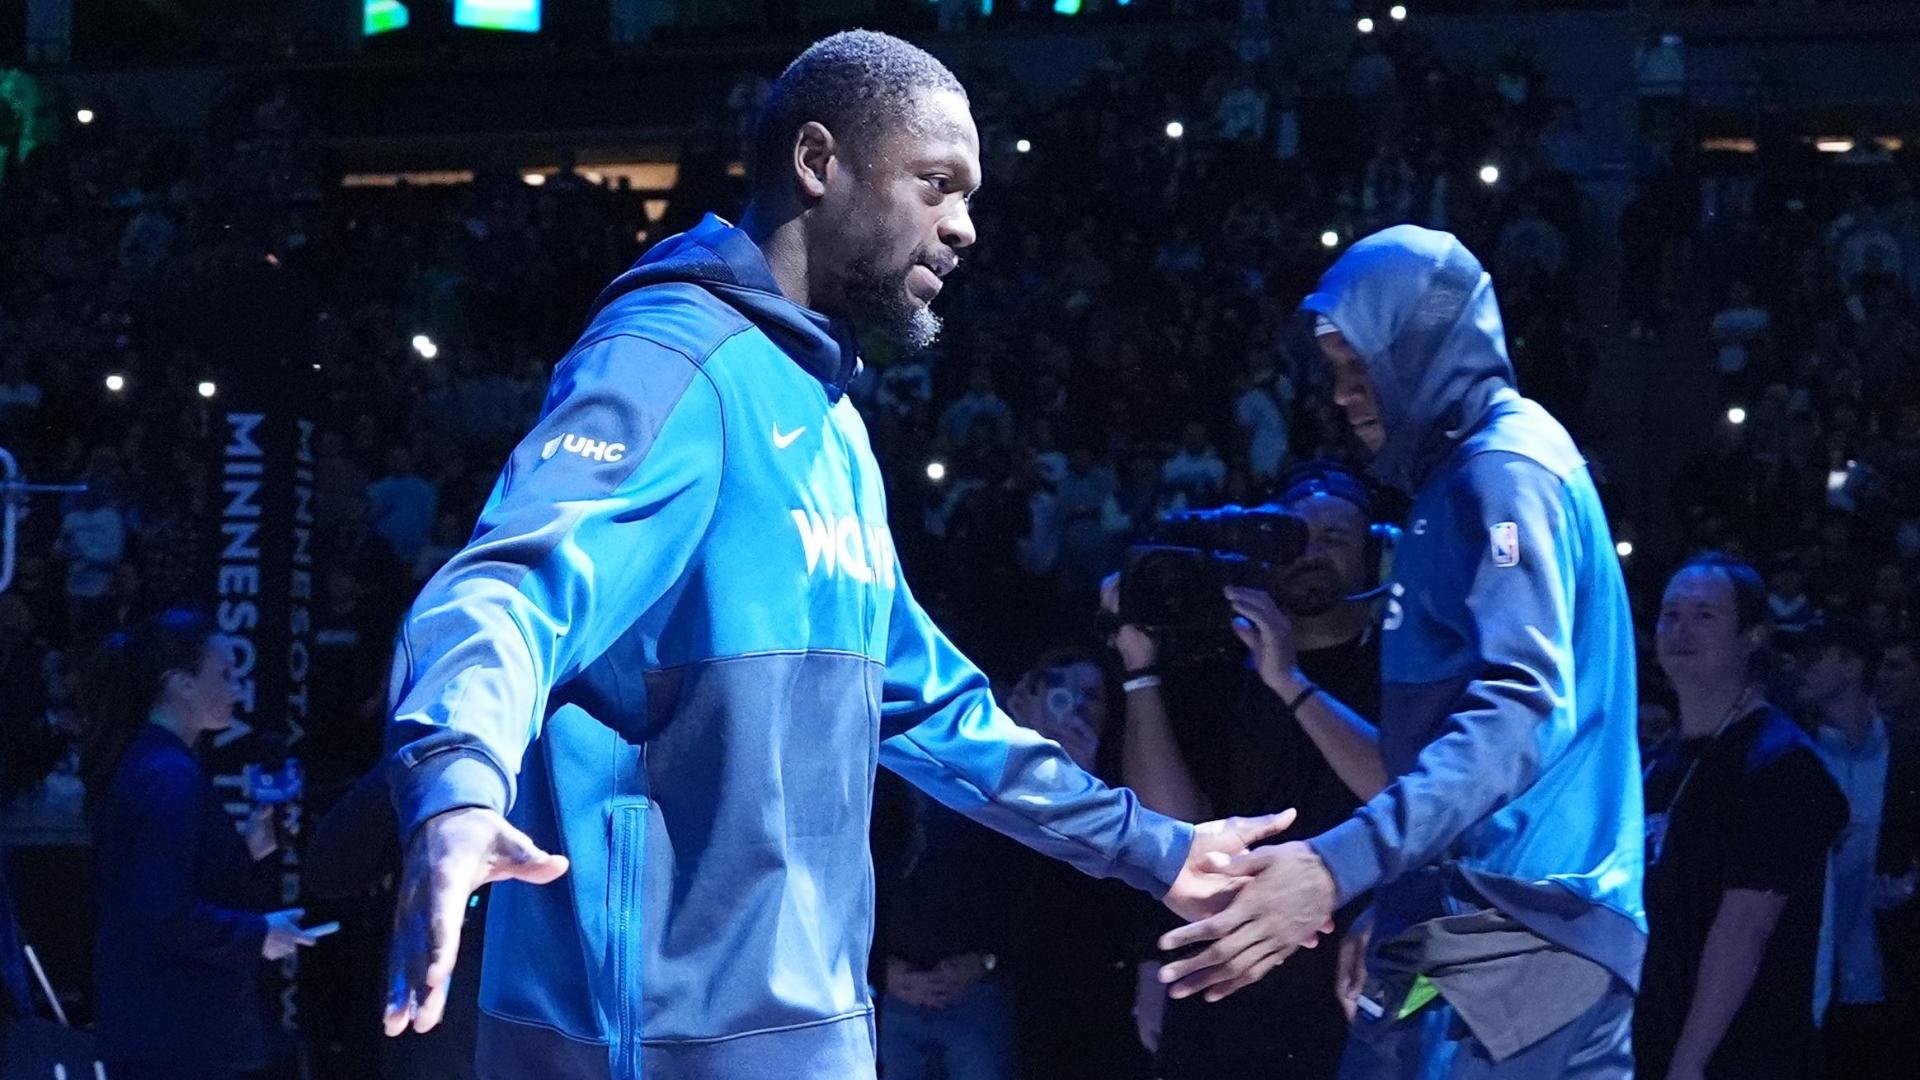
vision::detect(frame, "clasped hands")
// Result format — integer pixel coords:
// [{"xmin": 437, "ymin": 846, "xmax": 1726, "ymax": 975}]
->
[{"xmin": 1162, "ymin": 810, "xmax": 1340, "ymax": 1004}]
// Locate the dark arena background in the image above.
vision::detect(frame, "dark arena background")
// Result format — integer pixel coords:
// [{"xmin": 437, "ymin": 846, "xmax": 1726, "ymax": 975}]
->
[{"xmin": 2, "ymin": 2, "xmax": 1918, "ymax": 1079}]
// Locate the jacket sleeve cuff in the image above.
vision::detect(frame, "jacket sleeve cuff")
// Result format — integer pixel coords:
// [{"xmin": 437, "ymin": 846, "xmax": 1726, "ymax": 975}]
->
[
  {"xmin": 1309, "ymin": 815, "xmax": 1385, "ymax": 907},
  {"xmin": 1117, "ymin": 815, "xmax": 1195, "ymax": 900},
  {"xmin": 390, "ymin": 746, "xmax": 511, "ymax": 845}
]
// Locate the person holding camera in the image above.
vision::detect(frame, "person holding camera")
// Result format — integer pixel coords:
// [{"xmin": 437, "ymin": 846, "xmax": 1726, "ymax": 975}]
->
[
  {"xmin": 1111, "ymin": 465, "xmax": 1386, "ymax": 1079},
  {"xmin": 1156, "ymin": 226, "xmax": 1645, "ymax": 1079},
  {"xmin": 79, "ymin": 608, "xmax": 317, "ymax": 1080}
]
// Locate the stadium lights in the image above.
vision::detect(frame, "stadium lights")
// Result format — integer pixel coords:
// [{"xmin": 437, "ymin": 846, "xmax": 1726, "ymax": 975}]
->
[
  {"xmin": 104, "ymin": 374, "xmax": 125, "ymax": 393},
  {"xmin": 1727, "ymin": 406, "xmax": 1747, "ymax": 425},
  {"xmin": 198, "ymin": 381, "xmax": 218, "ymax": 399},
  {"xmin": 1320, "ymin": 230, "xmax": 1341, "ymax": 249},
  {"xmin": 1479, "ymin": 164, "xmax": 1501, "ymax": 186},
  {"xmin": 1615, "ymin": 541, "xmax": 1634, "ymax": 559},
  {"xmin": 1016, "ymin": 139, "xmax": 1032, "ymax": 154},
  {"xmin": 412, "ymin": 334, "xmax": 439, "ymax": 361},
  {"xmin": 1390, "ymin": 5, "xmax": 1408, "ymax": 20},
  {"xmin": 1357, "ymin": 17, "xmax": 1375, "ymax": 33},
  {"xmin": 927, "ymin": 461, "xmax": 948, "ymax": 483},
  {"xmin": 1165, "ymin": 121, "xmax": 1185, "ymax": 139},
  {"xmin": 76, "ymin": 108, "xmax": 95, "ymax": 125}
]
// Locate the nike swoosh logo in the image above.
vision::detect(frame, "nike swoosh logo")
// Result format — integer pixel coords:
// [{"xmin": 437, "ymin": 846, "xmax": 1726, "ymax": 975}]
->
[{"xmin": 772, "ymin": 424, "xmax": 806, "ymax": 449}]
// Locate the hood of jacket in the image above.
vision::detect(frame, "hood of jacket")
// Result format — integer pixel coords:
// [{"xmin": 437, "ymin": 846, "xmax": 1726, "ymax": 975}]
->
[
  {"xmin": 1301, "ymin": 225, "xmax": 1518, "ymax": 492},
  {"xmin": 587, "ymin": 213, "xmax": 862, "ymax": 400}
]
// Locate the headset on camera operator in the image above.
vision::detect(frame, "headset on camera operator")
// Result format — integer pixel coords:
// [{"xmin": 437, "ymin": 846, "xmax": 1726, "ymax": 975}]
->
[{"xmin": 1104, "ymin": 461, "xmax": 1390, "ymax": 1080}]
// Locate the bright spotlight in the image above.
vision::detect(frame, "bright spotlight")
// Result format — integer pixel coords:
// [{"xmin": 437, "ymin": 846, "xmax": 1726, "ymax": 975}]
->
[
  {"xmin": 1479, "ymin": 164, "xmax": 1501, "ymax": 186},
  {"xmin": 197, "ymin": 381, "xmax": 218, "ymax": 399},
  {"xmin": 104, "ymin": 373, "xmax": 126, "ymax": 393},
  {"xmin": 1320, "ymin": 230, "xmax": 1341, "ymax": 249},
  {"xmin": 76, "ymin": 109, "xmax": 95, "ymax": 125},
  {"xmin": 412, "ymin": 335, "xmax": 439, "ymax": 360},
  {"xmin": 1727, "ymin": 406, "xmax": 1747, "ymax": 426},
  {"xmin": 1357, "ymin": 17, "xmax": 1375, "ymax": 33},
  {"xmin": 1015, "ymin": 139, "xmax": 1032, "ymax": 154},
  {"xmin": 1165, "ymin": 121, "xmax": 1185, "ymax": 140},
  {"xmin": 1615, "ymin": 541, "xmax": 1634, "ymax": 559},
  {"xmin": 926, "ymin": 461, "xmax": 948, "ymax": 483},
  {"xmin": 1390, "ymin": 5, "xmax": 1407, "ymax": 20}
]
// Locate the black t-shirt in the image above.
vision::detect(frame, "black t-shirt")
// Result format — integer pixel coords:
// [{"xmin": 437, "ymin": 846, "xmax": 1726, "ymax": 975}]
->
[
  {"xmin": 1154, "ymin": 633, "xmax": 1380, "ymax": 1080},
  {"xmin": 1635, "ymin": 704, "xmax": 1847, "ymax": 1080}
]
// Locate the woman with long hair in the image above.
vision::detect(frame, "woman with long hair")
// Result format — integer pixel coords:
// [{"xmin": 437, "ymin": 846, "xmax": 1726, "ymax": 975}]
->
[{"xmin": 79, "ymin": 607, "xmax": 315, "ymax": 1080}]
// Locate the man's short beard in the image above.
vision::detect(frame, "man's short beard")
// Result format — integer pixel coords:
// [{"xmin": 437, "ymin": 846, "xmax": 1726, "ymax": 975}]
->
[
  {"xmin": 1273, "ymin": 564, "xmax": 1348, "ymax": 617},
  {"xmin": 843, "ymin": 259, "xmax": 942, "ymax": 352},
  {"xmin": 1276, "ymin": 585, "xmax": 1342, "ymax": 618}
]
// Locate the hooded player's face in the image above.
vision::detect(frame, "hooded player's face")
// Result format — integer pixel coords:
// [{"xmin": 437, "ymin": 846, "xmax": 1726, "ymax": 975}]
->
[
  {"xmin": 813, "ymin": 89, "xmax": 978, "ymax": 350},
  {"xmin": 1316, "ymin": 330, "xmax": 1387, "ymax": 454}
]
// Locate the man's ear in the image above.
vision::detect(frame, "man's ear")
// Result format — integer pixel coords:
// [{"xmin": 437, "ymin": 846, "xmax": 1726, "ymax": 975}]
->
[
  {"xmin": 792, "ymin": 121, "xmax": 836, "ymax": 201},
  {"xmin": 158, "ymin": 666, "xmax": 191, "ymax": 702}
]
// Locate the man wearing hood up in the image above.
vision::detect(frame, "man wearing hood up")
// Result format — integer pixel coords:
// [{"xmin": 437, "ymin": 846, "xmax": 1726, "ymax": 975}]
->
[
  {"xmin": 372, "ymin": 31, "xmax": 1290, "ymax": 1080},
  {"xmin": 1158, "ymin": 226, "xmax": 1645, "ymax": 1078}
]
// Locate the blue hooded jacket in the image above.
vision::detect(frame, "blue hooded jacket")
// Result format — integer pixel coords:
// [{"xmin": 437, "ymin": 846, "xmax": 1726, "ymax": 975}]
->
[
  {"xmin": 384, "ymin": 215, "xmax": 1193, "ymax": 1080},
  {"xmin": 1299, "ymin": 226, "xmax": 1646, "ymax": 988}
]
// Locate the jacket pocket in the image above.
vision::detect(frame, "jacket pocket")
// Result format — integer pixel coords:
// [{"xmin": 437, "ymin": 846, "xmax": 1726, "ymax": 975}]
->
[{"xmin": 611, "ymin": 799, "xmax": 648, "ymax": 1080}]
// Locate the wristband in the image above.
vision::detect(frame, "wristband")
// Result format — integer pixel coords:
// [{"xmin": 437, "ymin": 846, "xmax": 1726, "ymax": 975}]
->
[
  {"xmin": 1123, "ymin": 674, "xmax": 1164, "ymax": 694},
  {"xmin": 1284, "ymin": 682, "xmax": 1321, "ymax": 713}
]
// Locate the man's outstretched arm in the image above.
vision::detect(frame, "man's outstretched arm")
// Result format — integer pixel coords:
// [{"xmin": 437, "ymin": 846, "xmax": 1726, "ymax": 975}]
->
[
  {"xmin": 383, "ymin": 335, "xmax": 724, "ymax": 1033},
  {"xmin": 875, "ymin": 564, "xmax": 1296, "ymax": 917}
]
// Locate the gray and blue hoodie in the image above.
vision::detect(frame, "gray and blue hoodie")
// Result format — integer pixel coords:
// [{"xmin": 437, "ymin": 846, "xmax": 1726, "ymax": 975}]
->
[
  {"xmin": 1301, "ymin": 226, "xmax": 1647, "ymax": 989},
  {"xmin": 384, "ymin": 215, "xmax": 1193, "ymax": 1080}
]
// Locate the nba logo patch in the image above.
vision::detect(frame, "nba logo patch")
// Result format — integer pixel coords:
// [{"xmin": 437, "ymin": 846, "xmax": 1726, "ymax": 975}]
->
[{"xmin": 1490, "ymin": 522, "xmax": 1520, "ymax": 567}]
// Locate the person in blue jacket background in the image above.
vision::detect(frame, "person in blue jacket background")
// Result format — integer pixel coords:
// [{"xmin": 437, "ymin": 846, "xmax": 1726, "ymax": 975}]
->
[
  {"xmin": 378, "ymin": 31, "xmax": 1295, "ymax": 1080},
  {"xmin": 81, "ymin": 608, "xmax": 318, "ymax": 1080},
  {"xmin": 1156, "ymin": 225, "xmax": 1646, "ymax": 1079}
]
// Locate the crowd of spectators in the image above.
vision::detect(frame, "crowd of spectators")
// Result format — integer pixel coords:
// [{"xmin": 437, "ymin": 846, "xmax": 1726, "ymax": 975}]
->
[{"xmin": 0, "ymin": 11, "xmax": 1917, "ymax": 1078}]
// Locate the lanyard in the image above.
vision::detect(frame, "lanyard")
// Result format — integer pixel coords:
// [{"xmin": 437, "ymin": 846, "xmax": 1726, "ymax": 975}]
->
[{"xmin": 1651, "ymin": 686, "xmax": 1763, "ymax": 817}]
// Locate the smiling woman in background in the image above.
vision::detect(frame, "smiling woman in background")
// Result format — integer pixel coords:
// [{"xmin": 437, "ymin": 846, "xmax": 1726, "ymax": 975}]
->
[{"xmin": 79, "ymin": 607, "xmax": 316, "ymax": 1080}]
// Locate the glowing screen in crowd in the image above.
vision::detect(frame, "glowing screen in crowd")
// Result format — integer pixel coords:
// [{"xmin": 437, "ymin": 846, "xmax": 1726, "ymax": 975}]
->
[
  {"xmin": 455, "ymin": 0, "xmax": 544, "ymax": 32},
  {"xmin": 363, "ymin": 0, "xmax": 410, "ymax": 36}
]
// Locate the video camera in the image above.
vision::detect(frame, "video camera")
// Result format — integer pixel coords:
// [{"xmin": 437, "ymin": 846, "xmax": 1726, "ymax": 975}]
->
[{"xmin": 1116, "ymin": 506, "xmax": 1308, "ymax": 657}]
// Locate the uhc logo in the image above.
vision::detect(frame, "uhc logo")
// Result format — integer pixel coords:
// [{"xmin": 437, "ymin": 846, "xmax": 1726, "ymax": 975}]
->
[
  {"xmin": 791, "ymin": 509, "xmax": 897, "ymax": 589},
  {"xmin": 542, "ymin": 434, "xmax": 627, "ymax": 463}
]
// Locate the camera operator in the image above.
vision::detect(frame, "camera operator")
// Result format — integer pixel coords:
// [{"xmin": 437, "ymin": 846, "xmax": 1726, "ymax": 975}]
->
[{"xmin": 1109, "ymin": 464, "xmax": 1386, "ymax": 1080}]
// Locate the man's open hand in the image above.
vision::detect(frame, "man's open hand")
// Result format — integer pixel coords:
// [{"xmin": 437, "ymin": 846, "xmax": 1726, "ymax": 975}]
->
[{"xmin": 384, "ymin": 807, "xmax": 569, "ymax": 1036}]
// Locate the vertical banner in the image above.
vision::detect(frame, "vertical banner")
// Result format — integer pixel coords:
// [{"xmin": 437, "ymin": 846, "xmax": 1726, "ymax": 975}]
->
[{"xmin": 205, "ymin": 397, "xmax": 315, "ymax": 1059}]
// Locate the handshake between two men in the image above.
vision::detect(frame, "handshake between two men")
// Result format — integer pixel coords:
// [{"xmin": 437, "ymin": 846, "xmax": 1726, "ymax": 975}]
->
[{"xmin": 1159, "ymin": 813, "xmax": 1344, "ymax": 1006}]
